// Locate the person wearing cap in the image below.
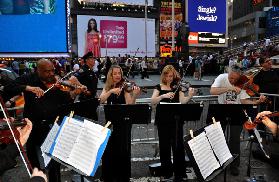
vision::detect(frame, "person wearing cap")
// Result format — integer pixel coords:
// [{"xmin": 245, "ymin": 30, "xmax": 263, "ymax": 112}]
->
[{"xmin": 74, "ymin": 51, "xmax": 98, "ymax": 120}]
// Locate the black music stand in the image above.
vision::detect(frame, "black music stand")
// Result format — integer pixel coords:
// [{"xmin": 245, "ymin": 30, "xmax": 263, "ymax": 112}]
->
[
  {"xmin": 206, "ymin": 104, "xmax": 258, "ymax": 181},
  {"xmin": 59, "ymin": 98, "xmax": 100, "ymax": 121},
  {"xmin": 102, "ymin": 104, "xmax": 152, "ymax": 181},
  {"xmin": 184, "ymin": 127, "xmax": 237, "ymax": 182},
  {"xmin": 149, "ymin": 103, "xmax": 203, "ymax": 177}
]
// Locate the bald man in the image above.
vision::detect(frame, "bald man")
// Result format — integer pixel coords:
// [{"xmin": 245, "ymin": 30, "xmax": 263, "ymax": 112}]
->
[{"xmin": 4, "ymin": 58, "xmax": 73, "ymax": 182}]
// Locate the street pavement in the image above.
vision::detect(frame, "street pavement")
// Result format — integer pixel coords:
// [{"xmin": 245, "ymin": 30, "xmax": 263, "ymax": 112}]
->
[{"xmin": 1, "ymin": 74, "xmax": 279, "ymax": 182}]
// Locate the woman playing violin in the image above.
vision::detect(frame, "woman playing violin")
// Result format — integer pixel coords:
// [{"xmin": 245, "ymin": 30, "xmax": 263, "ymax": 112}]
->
[
  {"xmin": 151, "ymin": 65, "xmax": 195, "ymax": 182},
  {"xmin": 4, "ymin": 58, "xmax": 78, "ymax": 182},
  {"xmin": 0, "ymin": 118, "xmax": 48, "ymax": 182},
  {"xmin": 99, "ymin": 65, "xmax": 141, "ymax": 104},
  {"xmin": 100, "ymin": 65, "xmax": 141, "ymax": 182}
]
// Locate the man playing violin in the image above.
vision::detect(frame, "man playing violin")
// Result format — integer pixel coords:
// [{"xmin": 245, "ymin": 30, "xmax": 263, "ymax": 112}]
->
[
  {"xmin": 4, "ymin": 58, "xmax": 84, "ymax": 182},
  {"xmin": 210, "ymin": 65, "xmax": 266, "ymax": 176},
  {"xmin": 0, "ymin": 118, "xmax": 48, "ymax": 182}
]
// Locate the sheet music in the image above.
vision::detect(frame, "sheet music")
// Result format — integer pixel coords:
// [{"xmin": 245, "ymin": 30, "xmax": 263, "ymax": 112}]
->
[
  {"xmin": 204, "ymin": 122, "xmax": 233, "ymax": 165},
  {"xmin": 67, "ymin": 119, "xmax": 110, "ymax": 175},
  {"xmin": 40, "ymin": 122, "xmax": 60, "ymax": 167},
  {"xmin": 51, "ymin": 117, "xmax": 83, "ymax": 162},
  {"xmin": 188, "ymin": 132, "xmax": 220, "ymax": 179}
]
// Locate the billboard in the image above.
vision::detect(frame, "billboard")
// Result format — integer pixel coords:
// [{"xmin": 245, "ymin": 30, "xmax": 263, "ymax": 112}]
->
[
  {"xmin": 266, "ymin": 7, "xmax": 279, "ymax": 37},
  {"xmin": 77, "ymin": 15, "xmax": 156, "ymax": 57},
  {"xmin": 81, "ymin": 0, "xmax": 153, "ymax": 6},
  {"xmin": 187, "ymin": 0, "xmax": 227, "ymax": 33},
  {"xmin": 0, "ymin": 0, "xmax": 70, "ymax": 57},
  {"xmin": 187, "ymin": 0, "xmax": 228, "ymax": 47},
  {"xmin": 159, "ymin": 0, "xmax": 183, "ymax": 57}
]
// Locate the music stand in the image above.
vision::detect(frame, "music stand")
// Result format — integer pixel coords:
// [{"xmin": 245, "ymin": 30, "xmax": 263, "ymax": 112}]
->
[
  {"xmin": 206, "ymin": 104, "xmax": 258, "ymax": 180},
  {"xmin": 155, "ymin": 103, "xmax": 203, "ymax": 124},
  {"xmin": 184, "ymin": 127, "xmax": 238, "ymax": 182},
  {"xmin": 59, "ymin": 98, "xmax": 100, "ymax": 121},
  {"xmin": 104, "ymin": 104, "xmax": 152, "ymax": 124},
  {"xmin": 102, "ymin": 104, "xmax": 152, "ymax": 181},
  {"xmin": 149, "ymin": 103, "xmax": 203, "ymax": 177}
]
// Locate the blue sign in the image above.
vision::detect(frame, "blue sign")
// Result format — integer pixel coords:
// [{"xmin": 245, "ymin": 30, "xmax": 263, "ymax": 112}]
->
[
  {"xmin": 188, "ymin": 0, "xmax": 227, "ymax": 33},
  {"xmin": 0, "ymin": 0, "xmax": 69, "ymax": 54}
]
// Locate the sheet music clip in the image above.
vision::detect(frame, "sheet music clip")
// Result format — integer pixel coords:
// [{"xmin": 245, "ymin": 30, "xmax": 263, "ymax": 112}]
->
[
  {"xmin": 54, "ymin": 116, "xmax": 59, "ymax": 123},
  {"xmin": 67, "ymin": 111, "xmax": 74, "ymax": 122},
  {"xmin": 102, "ymin": 121, "xmax": 111, "ymax": 133},
  {"xmin": 189, "ymin": 129, "xmax": 194, "ymax": 139},
  {"xmin": 200, "ymin": 101, "xmax": 204, "ymax": 107},
  {"xmin": 212, "ymin": 117, "xmax": 217, "ymax": 124}
]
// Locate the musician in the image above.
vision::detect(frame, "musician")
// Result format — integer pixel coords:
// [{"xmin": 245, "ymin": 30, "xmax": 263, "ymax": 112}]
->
[
  {"xmin": 151, "ymin": 65, "xmax": 195, "ymax": 182},
  {"xmin": 4, "ymin": 59, "xmax": 76, "ymax": 182},
  {"xmin": 210, "ymin": 65, "xmax": 266, "ymax": 176},
  {"xmin": 99, "ymin": 65, "xmax": 140, "ymax": 182},
  {"xmin": 254, "ymin": 111, "xmax": 279, "ymax": 168},
  {"xmin": 74, "ymin": 51, "xmax": 98, "ymax": 120},
  {"xmin": 0, "ymin": 118, "xmax": 48, "ymax": 182}
]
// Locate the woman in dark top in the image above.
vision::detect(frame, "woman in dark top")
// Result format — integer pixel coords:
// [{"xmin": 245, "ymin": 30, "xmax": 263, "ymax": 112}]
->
[
  {"xmin": 99, "ymin": 65, "xmax": 140, "ymax": 182},
  {"xmin": 151, "ymin": 65, "xmax": 195, "ymax": 181}
]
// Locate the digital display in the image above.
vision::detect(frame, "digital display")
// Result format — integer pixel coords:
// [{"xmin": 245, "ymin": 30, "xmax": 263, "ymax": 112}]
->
[
  {"xmin": 266, "ymin": 7, "xmax": 279, "ymax": 37},
  {"xmin": 81, "ymin": 0, "xmax": 153, "ymax": 6},
  {"xmin": 0, "ymin": 0, "xmax": 70, "ymax": 57},
  {"xmin": 187, "ymin": 0, "xmax": 227, "ymax": 33},
  {"xmin": 77, "ymin": 15, "xmax": 155, "ymax": 57}
]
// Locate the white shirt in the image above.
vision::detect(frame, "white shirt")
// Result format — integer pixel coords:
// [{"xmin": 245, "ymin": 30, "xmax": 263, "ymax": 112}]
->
[
  {"xmin": 93, "ymin": 61, "xmax": 99, "ymax": 72},
  {"xmin": 73, "ymin": 64, "xmax": 80, "ymax": 71},
  {"xmin": 211, "ymin": 73, "xmax": 250, "ymax": 104}
]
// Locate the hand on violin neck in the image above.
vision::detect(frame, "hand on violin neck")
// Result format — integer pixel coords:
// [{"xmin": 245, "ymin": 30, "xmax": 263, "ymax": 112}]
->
[
  {"xmin": 17, "ymin": 118, "xmax": 32, "ymax": 146},
  {"xmin": 188, "ymin": 87, "xmax": 196, "ymax": 97},
  {"xmin": 255, "ymin": 95, "xmax": 267, "ymax": 104},
  {"xmin": 131, "ymin": 86, "xmax": 141, "ymax": 97},
  {"xmin": 25, "ymin": 86, "xmax": 44, "ymax": 98}
]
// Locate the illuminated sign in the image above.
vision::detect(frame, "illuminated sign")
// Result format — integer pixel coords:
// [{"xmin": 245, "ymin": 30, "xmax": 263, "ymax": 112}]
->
[
  {"xmin": 188, "ymin": 32, "xmax": 226, "ymax": 46},
  {"xmin": 188, "ymin": 0, "xmax": 227, "ymax": 33}
]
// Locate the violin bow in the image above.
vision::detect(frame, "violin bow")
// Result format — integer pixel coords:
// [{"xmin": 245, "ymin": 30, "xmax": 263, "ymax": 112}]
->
[{"xmin": 0, "ymin": 96, "xmax": 32, "ymax": 177}]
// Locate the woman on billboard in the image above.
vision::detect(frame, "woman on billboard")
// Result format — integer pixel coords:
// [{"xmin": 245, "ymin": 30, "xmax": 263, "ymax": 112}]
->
[{"xmin": 85, "ymin": 18, "xmax": 101, "ymax": 58}]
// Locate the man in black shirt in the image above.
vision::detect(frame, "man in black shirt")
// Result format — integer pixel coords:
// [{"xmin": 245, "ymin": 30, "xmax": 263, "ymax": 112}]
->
[
  {"xmin": 254, "ymin": 56, "xmax": 279, "ymax": 95},
  {"xmin": 4, "ymin": 59, "xmax": 74, "ymax": 182},
  {"xmin": 74, "ymin": 52, "xmax": 98, "ymax": 120}
]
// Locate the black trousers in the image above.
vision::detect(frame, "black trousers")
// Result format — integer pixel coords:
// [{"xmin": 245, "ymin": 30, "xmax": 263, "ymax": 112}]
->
[
  {"xmin": 102, "ymin": 122, "xmax": 131, "ymax": 182},
  {"xmin": 157, "ymin": 122, "xmax": 186, "ymax": 178}
]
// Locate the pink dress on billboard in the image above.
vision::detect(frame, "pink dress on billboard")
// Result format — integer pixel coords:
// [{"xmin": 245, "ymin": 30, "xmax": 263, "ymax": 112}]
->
[{"xmin": 86, "ymin": 32, "xmax": 101, "ymax": 57}]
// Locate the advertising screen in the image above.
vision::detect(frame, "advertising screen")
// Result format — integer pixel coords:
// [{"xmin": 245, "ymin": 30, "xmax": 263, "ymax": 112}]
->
[
  {"xmin": 81, "ymin": 0, "xmax": 153, "ymax": 6},
  {"xmin": 0, "ymin": 0, "xmax": 70, "ymax": 57},
  {"xmin": 266, "ymin": 7, "xmax": 279, "ymax": 37},
  {"xmin": 77, "ymin": 15, "xmax": 156, "ymax": 57},
  {"xmin": 187, "ymin": 0, "xmax": 227, "ymax": 33}
]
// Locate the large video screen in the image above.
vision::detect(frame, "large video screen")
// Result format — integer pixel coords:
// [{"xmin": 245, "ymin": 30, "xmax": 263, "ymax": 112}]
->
[
  {"xmin": 77, "ymin": 15, "xmax": 156, "ymax": 57},
  {"xmin": 82, "ymin": 0, "xmax": 153, "ymax": 6},
  {"xmin": 187, "ymin": 0, "xmax": 227, "ymax": 33},
  {"xmin": 266, "ymin": 7, "xmax": 279, "ymax": 37},
  {"xmin": 0, "ymin": 0, "xmax": 70, "ymax": 57}
]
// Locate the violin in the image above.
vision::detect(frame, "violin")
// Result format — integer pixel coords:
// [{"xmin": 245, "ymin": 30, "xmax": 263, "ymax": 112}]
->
[
  {"xmin": 243, "ymin": 111, "xmax": 279, "ymax": 130},
  {"xmin": 0, "ymin": 118, "xmax": 26, "ymax": 144},
  {"xmin": 0, "ymin": 96, "xmax": 33, "ymax": 176},
  {"xmin": 117, "ymin": 79, "xmax": 147, "ymax": 93},
  {"xmin": 235, "ymin": 75, "xmax": 271, "ymax": 104}
]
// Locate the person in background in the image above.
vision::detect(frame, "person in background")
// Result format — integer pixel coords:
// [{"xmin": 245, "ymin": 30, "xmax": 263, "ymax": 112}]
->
[{"xmin": 151, "ymin": 65, "xmax": 195, "ymax": 182}]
